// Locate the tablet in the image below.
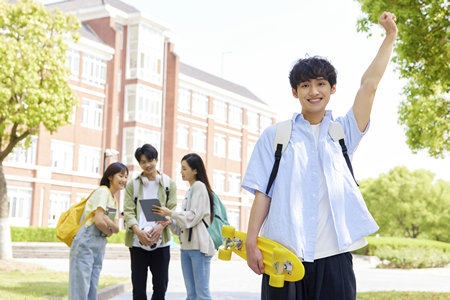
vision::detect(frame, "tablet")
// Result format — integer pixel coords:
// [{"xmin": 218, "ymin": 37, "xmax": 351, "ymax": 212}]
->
[{"xmin": 139, "ymin": 198, "xmax": 167, "ymax": 222}]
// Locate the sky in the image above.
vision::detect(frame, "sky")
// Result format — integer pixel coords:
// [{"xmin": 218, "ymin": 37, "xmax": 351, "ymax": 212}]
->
[
  {"xmin": 124, "ymin": 0, "xmax": 449, "ymax": 182},
  {"xmin": 42, "ymin": 0, "xmax": 450, "ymax": 181}
]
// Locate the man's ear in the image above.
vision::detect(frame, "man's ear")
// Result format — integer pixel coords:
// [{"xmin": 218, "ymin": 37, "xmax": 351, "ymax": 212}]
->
[
  {"xmin": 292, "ymin": 87, "xmax": 299, "ymax": 98},
  {"xmin": 331, "ymin": 84, "xmax": 337, "ymax": 94}
]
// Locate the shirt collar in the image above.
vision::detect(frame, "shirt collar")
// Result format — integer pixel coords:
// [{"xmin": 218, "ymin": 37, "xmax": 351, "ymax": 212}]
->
[{"xmin": 291, "ymin": 110, "xmax": 333, "ymax": 125}]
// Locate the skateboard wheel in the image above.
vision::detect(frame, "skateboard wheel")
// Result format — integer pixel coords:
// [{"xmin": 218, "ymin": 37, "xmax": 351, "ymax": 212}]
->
[
  {"xmin": 218, "ymin": 249, "xmax": 232, "ymax": 261},
  {"xmin": 273, "ymin": 248, "xmax": 288, "ymax": 261},
  {"xmin": 269, "ymin": 274, "xmax": 285, "ymax": 288},
  {"xmin": 221, "ymin": 225, "xmax": 235, "ymax": 239}
]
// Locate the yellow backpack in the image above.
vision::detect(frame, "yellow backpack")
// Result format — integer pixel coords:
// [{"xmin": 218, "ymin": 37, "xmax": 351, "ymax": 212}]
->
[{"xmin": 56, "ymin": 188, "xmax": 98, "ymax": 247}]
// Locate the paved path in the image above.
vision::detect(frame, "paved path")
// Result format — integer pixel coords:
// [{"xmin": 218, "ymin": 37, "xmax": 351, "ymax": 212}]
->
[{"xmin": 17, "ymin": 254, "xmax": 450, "ymax": 299}]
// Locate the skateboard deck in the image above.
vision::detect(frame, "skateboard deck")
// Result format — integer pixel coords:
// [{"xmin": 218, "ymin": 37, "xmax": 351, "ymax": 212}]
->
[{"xmin": 218, "ymin": 225, "xmax": 305, "ymax": 288}]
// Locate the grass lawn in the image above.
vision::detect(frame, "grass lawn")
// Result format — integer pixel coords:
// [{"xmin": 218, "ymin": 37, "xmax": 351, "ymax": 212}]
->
[
  {"xmin": 357, "ymin": 291, "xmax": 450, "ymax": 299},
  {"xmin": 0, "ymin": 260, "xmax": 127, "ymax": 300}
]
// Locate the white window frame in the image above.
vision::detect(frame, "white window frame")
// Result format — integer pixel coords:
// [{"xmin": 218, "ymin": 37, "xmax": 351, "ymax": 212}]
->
[
  {"xmin": 8, "ymin": 136, "xmax": 38, "ymax": 165},
  {"xmin": 48, "ymin": 190, "xmax": 71, "ymax": 228},
  {"xmin": 192, "ymin": 128, "xmax": 207, "ymax": 153},
  {"xmin": 214, "ymin": 134, "xmax": 226, "ymax": 158},
  {"xmin": 137, "ymin": 24, "xmax": 164, "ymax": 84},
  {"xmin": 81, "ymin": 98, "xmax": 104, "ymax": 130},
  {"xmin": 8, "ymin": 186, "xmax": 32, "ymax": 227},
  {"xmin": 228, "ymin": 137, "xmax": 242, "ymax": 161},
  {"xmin": 78, "ymin": 145, "xmax": 101, "ymax": 174},
  {"xmin": 124, "ymin": 85, "xmax": 162, "ymax": 126},
  {"xmin": 228, "ymin": 172, "xmax": 241, "ymax": 195},
  {"xmin": 82, "ymin": 54, "xmax": 107, "ymax": 86},
  {"xmin": 213, "ymin": 99, "xmax": 228, "ymax": 123},
  {"xmin": 67, "ymin": 49, "xmax": 80, "ymax": 80},
  {"xmin": 227, "ymin": 209, "xmax": 240, "ymax": 231},
  {"xmin": 213, "ymin": 170, "xmax": 226, "ymax": 193},
  {"xmin": 51, "ymin": 140, "xmax": 74, "ymax": 171},
  {"xmin": 178, "ymin": 87, "xmax": 191, "ymax": 113},
  {"xmin": 260, "ymin": 115, "xmax": 272, "ymax": 132},
  {"xmin": 229, "ymin": 105, "xmax": 243, "ymax": 127},
  {"xmin": 177, "ymin": 124, "xmax": 189, "ymax": 150},
  {"xmin": 247, "ymin": 110, "xmax": 259, "ymax": 132},
  {"xmin": 191, "ymin": 92, "xmax": 209, "ymax": 118},
  {"xmin": 247, "ymin": 141, "xmax": 256, "ymax": 163}
]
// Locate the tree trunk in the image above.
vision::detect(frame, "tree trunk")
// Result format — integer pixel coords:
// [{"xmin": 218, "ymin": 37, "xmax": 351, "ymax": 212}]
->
[{"xmin": 0, "ymin": 165, "xmax": 13, "ymax": 259}]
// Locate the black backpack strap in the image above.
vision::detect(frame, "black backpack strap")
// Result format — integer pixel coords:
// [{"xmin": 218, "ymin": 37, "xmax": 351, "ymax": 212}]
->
[
  {"xmin": 266, "ymin": 143, "xmax": 283, "ymax": 194},
  {"xmin": 338, "ymin": 139, "xmax": 359, "ymax": 186}
]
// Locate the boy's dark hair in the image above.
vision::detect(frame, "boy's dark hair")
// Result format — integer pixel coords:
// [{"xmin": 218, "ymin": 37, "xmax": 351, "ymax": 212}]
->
[
  {"xmin": 182, "ymin": 153, "xmax": 214, "ymax": 222},
  {"xmin": 100, "ymin": 162, "xmax": 128, "ymax": 187},
  {"xmin": 289, "ymin": 56, "xmax": 337, "ymax": 90},
  {"xmin": 134, "ymin": 144, "xmax": 158, "ymax": 162}
]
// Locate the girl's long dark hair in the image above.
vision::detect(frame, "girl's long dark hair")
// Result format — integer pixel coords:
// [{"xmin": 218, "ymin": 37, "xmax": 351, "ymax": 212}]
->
[
  {"xmin": 100, "ymin": 162, "xmax": 129, "ymax": 188},
  {"xmin": 182, "ymin": 153, "xmax": 214, "ymax": 222}
]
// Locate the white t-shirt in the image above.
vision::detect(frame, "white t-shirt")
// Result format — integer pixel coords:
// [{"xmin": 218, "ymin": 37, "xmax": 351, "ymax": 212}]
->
[
  {"xmin": 311, "ymin": 124, "xmax": 366, "ymax": 259},
  {"xmin": 133, "ymin": 175, "xmax": 170, "ymax": 248}
]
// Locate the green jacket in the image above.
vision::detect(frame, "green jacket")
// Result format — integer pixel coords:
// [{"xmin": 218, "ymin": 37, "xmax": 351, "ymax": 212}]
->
[{"xmin": 123, "ymin": 172, "xmax": 177, "ymax": 248}]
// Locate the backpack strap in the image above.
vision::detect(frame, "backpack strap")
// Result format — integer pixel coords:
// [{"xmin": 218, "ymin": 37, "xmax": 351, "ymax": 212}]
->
[
  {"xmin": 160, "ymin": 173, "xmax": 170, "ymax": 204},
  {"xmin": 266, "ymin": 119, "xmax": 292, "ymax": 194},
  {"xmin": 328, "ymin": 122, "xmax": 359, "ymax": 186}
]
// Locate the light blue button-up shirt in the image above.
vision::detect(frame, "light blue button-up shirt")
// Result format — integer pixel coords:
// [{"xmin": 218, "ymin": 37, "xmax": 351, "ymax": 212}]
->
[{"xmin": 242, "ymin": 109, "xmax": 379, "ymax": 262}]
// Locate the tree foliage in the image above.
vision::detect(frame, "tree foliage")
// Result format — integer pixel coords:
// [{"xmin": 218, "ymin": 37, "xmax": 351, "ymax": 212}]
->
[
  {"xmin": 360, "ymin": 167, "xmax": 450, "ymax": 242},
  {"xmin": 0, "ymin": 0, "xmax": 80, "ymax": 162},
  {"xmin": 355, "ymin": 0, "xmax": 449, "ymax": 158}
]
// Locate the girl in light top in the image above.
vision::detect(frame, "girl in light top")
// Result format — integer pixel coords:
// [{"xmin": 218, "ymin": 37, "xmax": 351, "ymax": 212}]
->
[
  {"xmin": 69, "ymin": 162, "xmax": 128, "ymax": 300},
  {"xmin": 153, "ymin": 153, "xmax": 215, "ymax": 300}
]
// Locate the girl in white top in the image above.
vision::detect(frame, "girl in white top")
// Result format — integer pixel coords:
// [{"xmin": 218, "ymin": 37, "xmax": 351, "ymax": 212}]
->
[{"xmin": 154, "ymin": 153, "xmax": 214, "ymax": 300}]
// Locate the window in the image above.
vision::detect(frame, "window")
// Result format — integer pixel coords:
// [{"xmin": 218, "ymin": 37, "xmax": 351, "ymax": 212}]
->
[
  {"xmin": 213, "ymin": 170, "xmax": 226, "ymax": 193},
  {"xmin": 228, "ymin": 173, "xmax": 241, "ymax": 194},
  {"xmin": 8, "ymin": 136, "xmax": 37, "ymax": 165},
  {"xmin": 78, "ymin": 145, "xmax": 101, "ymax": 174},
  {"xmin": 228, "ymin": 137, "xmax": 242, "ymax": 161},
  {"xmin": 247, "ymin": 141, "xmax": 256, "ymax": 163},
  {"xmin": 214, "ymin": 134, "xmax": 226, "ymax": 158},
  {"xmin": 51, "ymin": 140, "xmax": 74, "ymax": 171},
  {"xmin": 247, "ymin": 111, "xmax": 259, "ymax": 132},
  {"xmin": 260, "ymin": 115, "xmax": 272, "ymax": 132},
  {"xmin": 229, "ymin": 105, "xmax": 242, "ymax": 127},
  {"xmin": 127, "ymin": 25, "xmax": 138, "ymax": 78},
  {"xmin": 227, "ymin": 209, "xmax": 240, "ymax": 230},
  {"xmin": 177, "ymin": 124, "xmax": 189, "ymax": 149},
  {"xmin": 48, "ymin": 191, "xmax": 71, "ymax": 227},
  {"xmin": 192, "ymin": 92, "xmax": 209, "ymax": 118},
  {"xmin": 81, "ymin": 99, "xmax": 103, "ymax": 129},
  {"xmin": 82, "ymin": 54, "xmax": 107, "ymax": 86},
  {"xmin": 192, "ymin": 128, "xmax": 206, "ymax": 153},
  {"xmin": 125, "ymin": 85, "xmax": 162, "ymax": 126},
  {"xmin": 66, "ymin": 49, "xmax": 80, "ymax": 79},
  {"xmin": 8, "ymin": 187, "xmax": 32, "ymax": 227},
  {"xmin": 123, "ymin": 127, "xmax": 161, "ymax": 165},
  {"xmin": 178, "ymin": 88, "xmax": 191, "ymax": 113},
  {"xmin": 137, "ymin": 24, "xmax": 164, "ymax": 84},
  {"xmin": 213, "ymin": 100, "xmax": 227, "ymax": 123}
]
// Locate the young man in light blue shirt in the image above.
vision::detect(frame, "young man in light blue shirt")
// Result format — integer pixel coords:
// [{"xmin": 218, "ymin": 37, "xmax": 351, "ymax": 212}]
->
[{"xmin": 242, "ymin": 12, "xmax": 398, "ymax": 300}]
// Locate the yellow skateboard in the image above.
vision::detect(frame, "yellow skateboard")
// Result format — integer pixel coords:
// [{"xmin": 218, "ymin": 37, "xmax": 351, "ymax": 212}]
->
[{"xmin": 218, "ymin": 225, "xmax": 305, "ymax": 288}]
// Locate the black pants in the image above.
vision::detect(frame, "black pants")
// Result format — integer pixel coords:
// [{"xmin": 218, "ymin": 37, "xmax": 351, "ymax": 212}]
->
[
  {"xmin": 129, "ymin": 246, "xmax": 170, "ymax": 300},
  {"xmin": 262, "ymin": 252, "xmax": 356, "ymax": 300}
]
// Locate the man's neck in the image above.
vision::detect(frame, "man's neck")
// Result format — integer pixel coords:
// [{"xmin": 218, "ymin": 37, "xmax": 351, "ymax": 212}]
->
[
  {"xmin": 303, "ymin": 111, "xmax": 325, "ymax": 125},
  {"xmin": 142, "ymin": 171, "xmax": 157, "ymax": 181}
]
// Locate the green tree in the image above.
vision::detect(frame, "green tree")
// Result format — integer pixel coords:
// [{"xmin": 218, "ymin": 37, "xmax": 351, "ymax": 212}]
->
[
  {"xmin": 354, "ymin": 0, "xmax": 449, "ymax": 158},
  {"xmin": 0, "ymin": 0, "xmax": 80, "ymax": 259},
  {"xmin": 360, "ymin": 167, "xmax": 450, "ymax": 242}
]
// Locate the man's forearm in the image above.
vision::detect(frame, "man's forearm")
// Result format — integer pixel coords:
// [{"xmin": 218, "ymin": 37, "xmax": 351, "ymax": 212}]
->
[{"xmin": 246, "ymin": 191, "xmax": 271, "ymax": 246}]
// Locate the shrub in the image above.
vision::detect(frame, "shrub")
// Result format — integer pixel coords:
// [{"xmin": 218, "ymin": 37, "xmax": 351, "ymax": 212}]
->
[{"xmin": 352, "ymin": 236, "xmax": 450, "ymax": 268}]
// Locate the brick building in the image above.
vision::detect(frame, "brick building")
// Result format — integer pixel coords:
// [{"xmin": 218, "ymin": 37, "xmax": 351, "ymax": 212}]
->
[{"xmin": 5, "ymin": 0, "xmax": 275, "ymax": 231}]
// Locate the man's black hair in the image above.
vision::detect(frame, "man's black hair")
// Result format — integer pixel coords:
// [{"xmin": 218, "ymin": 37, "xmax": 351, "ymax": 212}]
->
[
  {"xmin": 134, "ymin": 144, "xmax": 158, "ymax": 162},
  {"xmin": 289, "ymin": 56, "xmax": 337, "ymax": 90}
]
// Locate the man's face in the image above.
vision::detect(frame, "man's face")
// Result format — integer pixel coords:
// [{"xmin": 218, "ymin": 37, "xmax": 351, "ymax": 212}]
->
[
  {"xmin": 292, "ymin": 77, "xmax": 336, "ymax": 116},
  {"xmin": 139, "ymin": 155, "xmax": 158, "ymax": 177}
]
